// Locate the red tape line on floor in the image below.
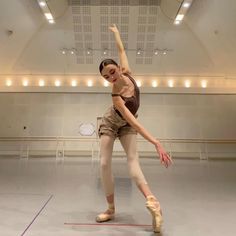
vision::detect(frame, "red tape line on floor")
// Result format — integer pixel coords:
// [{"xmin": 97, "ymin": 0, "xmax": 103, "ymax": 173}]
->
[{"xmin": 64, "ymin": 222, "xmax": 152, "ymax": 227}]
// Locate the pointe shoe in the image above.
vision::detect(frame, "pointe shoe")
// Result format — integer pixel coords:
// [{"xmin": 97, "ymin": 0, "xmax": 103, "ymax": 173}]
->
[
  {"xmin": 146, "ymin": 195, "xmax": 163, "ymax": 233},
  {"xmin": 96, "ymin": 204, "xmax": 115, "ymax": 223}
]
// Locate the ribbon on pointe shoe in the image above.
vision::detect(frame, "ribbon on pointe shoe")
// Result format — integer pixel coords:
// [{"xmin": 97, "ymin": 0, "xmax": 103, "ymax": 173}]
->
[{"xmin": 96, "ymin": 203, "xmax": 115, "ymax": 223}]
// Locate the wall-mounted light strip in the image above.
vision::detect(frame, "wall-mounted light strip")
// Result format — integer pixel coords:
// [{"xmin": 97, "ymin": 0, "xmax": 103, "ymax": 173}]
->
[
  {"xmin": 39, "ymin": 79, "xmax": 45, "ymax": 87},
  {"xmin": 87, "ymin": 80, "xmax": 93, "ymax": 87},
  {"xmin": 37, "ymin": 0, "xmax": 55, "ymax": 24},
  {"xmin": 22, "ymin": 80, "xmax": 29, "ymax": 87},
  {"xmin": 152, "ymin": 81, "xmax": 158, "ymax": 87},
  {"xmin": 184, "ymin": 80, "xmax": 191, "ymax": 88},
  {"xmin": 55, "ymin": 80, "xmax": 61, "ymax": 87},
  {"xmin": 136, "ymin": 80, "xmax": 142, "ymax": 87},
  {"xmin": 3, "ymin": 75, "xmax": 235, "ymax": 90},
  {"xmin": 103, "ymin": 80, "xmax": 109, "ymax": 87},
  {"xmin": 174, "ymin": 0, "xmax": 194, "ymax": 25},
  {"xmin": 6, "ymin": 79, "xmax": 12, "ymax": 87},
  {"xmin": 201, "ymin": 80, "xmax": 207, "ymax": 88},
  {"xmin": 71, "ymin": 80, "xmax": 77, "ymax": 87},
  {"xmin": 168, "ymin": 80, "xmax": 174, "ymax": 88}
]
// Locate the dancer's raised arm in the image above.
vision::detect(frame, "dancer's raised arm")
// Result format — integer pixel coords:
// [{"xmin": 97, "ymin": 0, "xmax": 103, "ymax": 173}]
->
[{"xmin": 109, "ymin": 24, "xmax": 131, "ymax": 74}]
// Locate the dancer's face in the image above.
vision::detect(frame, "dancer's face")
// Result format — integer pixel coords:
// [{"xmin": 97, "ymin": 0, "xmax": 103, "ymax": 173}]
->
[{"xmin": 101, "ymin": 64, "xmax": 121, "ymax": 84}]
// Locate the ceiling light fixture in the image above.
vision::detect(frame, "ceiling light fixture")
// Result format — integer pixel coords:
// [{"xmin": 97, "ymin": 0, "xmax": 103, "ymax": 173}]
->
[
  {"xmin": 154, "ymin": 49, "xmax": 159, "ymax": 55},
  {"xmin": 154, "ymin": 48, "xmax": 171, "ymax": 55},
  {"xmin": 44, "ymin": 13, "xmax": 53, "ymax": 20},
  {"xmin": 183, "ymin": 2, "xmax": 191, "ymax": 8},
  {"xmin": 176, "ymin": 14, "xmax": 184, "ymax": 21},
  {"xmin": 174, "ymin": 0, "xmax": 193, "ymax": 25},
  {"xmin": 37, "ymin": 0, "xmax": 55, "ymax": 24},
  {"xmin": 39, "ymin": 1, "xmax": 46, "ymax": 7},
  {"xmin": 70, "ymin": 48, "xmax": 77, "ymax": 55},
  {"xmin": 61, "ymin": 48, "xmax": 77, "ymax": 55},
  {"xmin": 137, "ymin": 49, "xmax": 142, "ymax": 55},
  {"xmin": 87, "ymin": 49, "xmax": 92, "ymax": 55},
  {"xmin": 61, "ymin": 48, "xmax": 67, "ymax": 55},
  {"xmin": 103, "ymin": 49, "xmax": 108, "ymax": 55},
  {"xmin": 49, "ymin": 19, "xmax": 55, "ymax": 24}
]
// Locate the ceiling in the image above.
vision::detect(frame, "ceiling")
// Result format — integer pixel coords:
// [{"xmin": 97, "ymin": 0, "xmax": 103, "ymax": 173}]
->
[{"xmin": 0, "ymin": 0, "xmax": 236, "ymax": 92}]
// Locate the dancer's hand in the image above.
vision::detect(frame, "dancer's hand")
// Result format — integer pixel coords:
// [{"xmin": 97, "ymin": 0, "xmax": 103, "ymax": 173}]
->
[
  {"xmin": 155, "ymin": 141, "xmax": 173, "ymax": 168},
  {"xmin": 109, "ymin": 24, "xmax": 119, "ymax": 33}
]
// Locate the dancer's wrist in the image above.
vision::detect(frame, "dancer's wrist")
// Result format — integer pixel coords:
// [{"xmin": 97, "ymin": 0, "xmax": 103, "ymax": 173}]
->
[{"xmin": 155, "ymin": 140, "xmax": 161, "ymax": 148}]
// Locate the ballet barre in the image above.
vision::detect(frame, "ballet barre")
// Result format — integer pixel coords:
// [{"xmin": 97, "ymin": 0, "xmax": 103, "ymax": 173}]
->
[{"xmin": 0, "ymin": 137, "xmax": 236, "ymax": 161}]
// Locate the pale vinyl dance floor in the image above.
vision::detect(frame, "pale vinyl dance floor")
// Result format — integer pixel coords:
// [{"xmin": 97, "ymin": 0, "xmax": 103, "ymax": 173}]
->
[{"xmin": 0, "ymin": 156, "xmax": 236, "ymax": 236}]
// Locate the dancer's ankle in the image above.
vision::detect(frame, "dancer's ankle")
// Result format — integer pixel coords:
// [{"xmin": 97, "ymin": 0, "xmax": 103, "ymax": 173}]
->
[
  {"xmin": 146, "ymin": 195, "xmax": 157, "ymax": 200},
  {"xmin": 108, "ymin": 202, "xmax": 115, "ymax": 210}
]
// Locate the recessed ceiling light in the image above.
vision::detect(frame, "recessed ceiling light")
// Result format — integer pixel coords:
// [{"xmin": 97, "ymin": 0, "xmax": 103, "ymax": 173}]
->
[
  {"xmin": 183, "ymin": 2, "xmax": 191, "ymax": 8},
  {"xmin": 70, "ymin": 49, "xmax": 76, "ymax": 55},
  {"xmin": 87, "ymin": 49, "xmax": 92, "ymax": 55},
  {"xmin": 49, "ymin": 19, "xmax": 55, "ymax": 24},
  {"xmin": 154, "ymin": 49, "xmax": 159, "ymax": 55},
  {"xmin": 39, "ymin": 1, "xmax": 46, "ymax": 7},
  {"xmin": 44, "ymin": 13, "xmax": 53, "ymax": 20},
  {"xmin": 61, "ymin": 49, "xmax": 67, "ymax": 55},
  {"xmin": 176, "ymin": 14, "xmax": 184, "ymax": 21},
  {"xmin": 174, "ymin": 1, "xmax": 193, "ymax": 27},
  {"xmin": 137, "ymin": 49, "xmax": 142, "ymax": 55},
  {"xmin": 174, "ymin": 20, "xmax": 180, "ymax": 25}
]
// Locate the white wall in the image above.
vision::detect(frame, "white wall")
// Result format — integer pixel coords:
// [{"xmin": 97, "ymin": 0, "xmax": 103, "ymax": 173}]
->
[
  {"xmin": 139, "ymin": 94, "xmax": 236, "ymax": 140},
  {"xmin": 0, "ymin": 93, "xmax": 236, "ymax": 158}
]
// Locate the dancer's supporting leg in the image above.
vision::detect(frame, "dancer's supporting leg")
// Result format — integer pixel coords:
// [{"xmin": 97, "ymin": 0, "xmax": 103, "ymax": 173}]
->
[
  {"xmin": 119, "ymin": 134, "xmax": 163, "ymax": 233},
  {"xmin": 96, "ymin": 135, "xmax": 116, "ymax": 222}
]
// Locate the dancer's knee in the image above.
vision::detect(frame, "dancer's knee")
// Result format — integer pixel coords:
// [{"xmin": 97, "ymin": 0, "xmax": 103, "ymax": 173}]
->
[
  {"xmin": 100, "ymin": 157, "xmax": 111, "ymax": 170},
  {"xmin": 127, "ymin": 159, "xmax": 147, "ymax": 185}
]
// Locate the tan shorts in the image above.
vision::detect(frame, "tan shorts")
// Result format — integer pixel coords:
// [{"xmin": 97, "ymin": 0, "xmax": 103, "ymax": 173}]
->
[{"xmin": 98, "ymin": 106, "xmax": 137, "ymax": 139}]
